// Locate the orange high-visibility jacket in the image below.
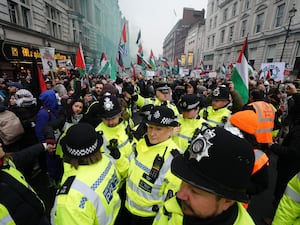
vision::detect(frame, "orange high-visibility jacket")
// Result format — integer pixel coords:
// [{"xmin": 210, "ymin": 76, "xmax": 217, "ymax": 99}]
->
[{"xmin": 248, "ymin": 101, "xmax": 275, "ymax": 143}]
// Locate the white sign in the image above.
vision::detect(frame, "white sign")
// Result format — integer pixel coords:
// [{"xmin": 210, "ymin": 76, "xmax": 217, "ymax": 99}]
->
[
  {"xmin": 260, "ymin": 62, "xmax": 285, "ymax": 82},
  {"xmin": 57, "ymin": 59, "xmax": 73, "ymax": 69},
  {"xmin": 39, "ymin": 47, "xmax": 57, "ymax": 74}
]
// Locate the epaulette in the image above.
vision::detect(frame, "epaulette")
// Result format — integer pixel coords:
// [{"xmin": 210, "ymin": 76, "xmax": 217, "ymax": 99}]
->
[{"xmin": 57, "ymin": 176, "xmax": 75, "ymax": 195}]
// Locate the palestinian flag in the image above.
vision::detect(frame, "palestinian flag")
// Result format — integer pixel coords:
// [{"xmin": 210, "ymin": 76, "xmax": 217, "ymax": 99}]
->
[
  {"xmin": 75, "ymin": 43, "xmax": 86, "ymax": 78},
  {"xmin": 98, "ymin": 52, "xmax": 109, "ymax": 75},
  {"xmin": 232, "ymin": 35, "xmax": 249, "ymax": 104},
  {"xmin": 173, "ymin": 58, "xmax": 179, "ymax": 74},
  {"xmin": 149, "ymin": 49, "xmax": 156, "ymax": 70}
]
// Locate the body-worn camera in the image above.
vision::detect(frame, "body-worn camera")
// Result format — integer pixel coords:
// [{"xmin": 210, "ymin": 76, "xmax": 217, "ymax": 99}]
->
[{"xmin": 107, "ymin": 139, "xmax": 120, "ymax": 159}]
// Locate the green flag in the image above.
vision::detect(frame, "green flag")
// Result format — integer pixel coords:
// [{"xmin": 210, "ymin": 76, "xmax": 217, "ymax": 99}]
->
[{"xmin": 110, "ymin": 57, "xmax": 116, "ymax": 80}]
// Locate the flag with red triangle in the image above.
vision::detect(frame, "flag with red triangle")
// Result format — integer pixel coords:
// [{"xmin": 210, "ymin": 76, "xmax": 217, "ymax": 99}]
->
[
  {"xmin": 149, "ymin": 49, "xmax": 156, "ymax": 70},
  {"xmin": 75, "ymin": 43, "xmax": 86, "ymax": 78},
  {"xmin": 98, "ymin": 52, "xmax": 109, "ymax": 76},
  {"xmin": 173, "ymin": 58, "xmax": 179, "ymax": 74},
  {"xmin": 119, "ymin": 22, "xmax": 128, "ymax": 56},
  {"xmin": 232, "ymin": 35, "xmax": 249, "ymax": 104}
]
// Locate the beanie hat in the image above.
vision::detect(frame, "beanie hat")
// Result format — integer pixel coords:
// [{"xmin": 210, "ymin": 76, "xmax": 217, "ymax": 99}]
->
[
  {"xmin": 171, "ymin": 127, "xmax": 254, "ymax": 203},
  {"xmin": 145, "ymin": 105, "xmax": 178, "ymax": 127},
  {"xmin": 212, "ymin": 85, "xmax": 230, "ymax": 100},
  {"xmin": 62, "ymin": 123, "xmax": 103, "ymax": 158},
  {"xmin": 178, "ymin": 94, "xmax": 200, "ymax": 111},
  {"xmin": 6, "ymin": 82, "xmax": 23, "ymax": 89},
  {"xmin": 101, "ymin": 83, "xmax": 118, "ymax": 96},
  {"xmin": 99, "ymin": 94, "xmax": 122, "ymax": 118},
  {"xmin": 229, "ymin": 110, "xmax": 258, "ymax": 135},
  {"xmin": 115, "ymin": 76, "xmax": 123, "ymax": 85},
  {"xmin": 15, "ymin": 89, "xmax": 37, "ymax": 107}
]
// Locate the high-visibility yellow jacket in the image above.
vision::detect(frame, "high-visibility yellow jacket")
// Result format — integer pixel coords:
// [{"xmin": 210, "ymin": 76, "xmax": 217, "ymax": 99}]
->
[
  {"xmin": 172, "ymin": 116, "xmax": 207, "ymax": 151},
  {"xmin": 0, "ymin": 204, "xmax": 15, "ymax": 225},
  {"xmin": 152, "ymin": 197, "xmax": 255, "ymax": 225},
  {"xmin": 135, "ymin": 94, "xmax": 179, "ymax": 116},
  {"xmin": 51, "ymin": 155, "xmax": 121, "ymax": 225},
  {"xmin": 272, "ymin": 172, "xmax": 300, "ymax": 225},
  {"xmin": 126, "ymin": 137, "xmax": 182, "ymax": 217},
  {"xmin": 95, "ymin": 120, "xmax": 132, "ymax": 181},
  {"xmin": 199, "ymin": 106, "xmax": 231, "ymax": 127}
]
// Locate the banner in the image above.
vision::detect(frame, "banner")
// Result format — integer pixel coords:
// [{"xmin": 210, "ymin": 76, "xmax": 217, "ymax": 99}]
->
[
  {"xmin": 57, "ymin": 59, "xmax": 73, "ymax": 69},
  {"xmin": 39, "ymin": 47, "xmax": 57, "ymax": 74},
  {"xmin": 260, "ymin": 62, "xmax": 285, "ymax": 82}
]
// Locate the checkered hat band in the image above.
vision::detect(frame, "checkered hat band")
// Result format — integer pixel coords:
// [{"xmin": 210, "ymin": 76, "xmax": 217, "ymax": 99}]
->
[{"xmin": 66, "ymin": 139, "xmax": 98, "ymax": 157}]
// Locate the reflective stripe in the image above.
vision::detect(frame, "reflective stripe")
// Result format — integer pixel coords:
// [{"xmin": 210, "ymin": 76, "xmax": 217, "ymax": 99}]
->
[
  {"xmin": 206, "ymin": 119, "xmax": 224, "ymax": 127},
  {"xmin": 252, "ymin": 149, "xmax": 269, "ymax": 175},
  {"xmin": 285, "ymin": 186, "xmax": 300, "ymax": 203},
  {"xmin": 51, "ymin": 161, "xmax": 117, "ymax": 225},
  {"xmin": 79, "ymin": 161, "xmax": 113, "ymax": 207},
  {"xmin": 177, "ymin": 133, "xmax": 192, "ymax": 141},
  {"xmin": 252, "ymin": 102, "xmax": 274, "ymax": 122},
  {"xmin": 127, "ymin": 154, "xmax": 174, "ymax": 211},
  {"xmin": 127, "ymin": 198, "xmax": 159, "ymax": 213},
  {"xmin": 0, "ymin": 214, "xmax": 14, "ymax": 225},
  {"xmin": 103, "ymin": 136, "xmax": 129, "ymax": 153}
]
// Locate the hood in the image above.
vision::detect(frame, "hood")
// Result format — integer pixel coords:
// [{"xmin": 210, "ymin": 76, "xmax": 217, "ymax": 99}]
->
[{"xmin": 39, "ymin": 90, "xmax": 59, "ymax": 112}]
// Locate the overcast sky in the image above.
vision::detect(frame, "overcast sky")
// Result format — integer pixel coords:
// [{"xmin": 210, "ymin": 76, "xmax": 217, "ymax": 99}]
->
[{"xmin": 118, "ymin": 0, "xmax": 208, "ymax": 58}]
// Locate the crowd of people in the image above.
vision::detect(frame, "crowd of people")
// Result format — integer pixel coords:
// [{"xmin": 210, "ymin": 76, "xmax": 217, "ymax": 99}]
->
[{"xmin": 0, "ymin": 69, "xmax": 300, "ymax": 225}]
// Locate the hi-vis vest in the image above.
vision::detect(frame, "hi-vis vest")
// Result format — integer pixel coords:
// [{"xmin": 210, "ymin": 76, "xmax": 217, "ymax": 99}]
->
[
  {"xmin": 51, "ymin": 155, "xmax": 121, "ymax": 225},
  {"xmin": 126, "ymin": 138, "xmax": 182, "ymax": 217},
  {"xmin": 173, "ymin": 116, "xmax": 207, "ymax": 151},
  {"xmin": 0, "ymin": 204, "xmax": 15, "ymax": 225},
  {"xmin": 248, "ymin": 101, "xmax": 275, "ymax": 143},
  {"xmin": 199, "ymin": 106, "xmax": 231, "ymax": 127},
  {"xmin": 252, "ymin": 149, "xmax": 269, "ymax": 175},
  {"xmin": 152, "ymin": 197, "xmax": 255, "ymax": 225},
  {"xmin": 135, "ymin": 94, "xmax": 179, "ymax": 116},
  {"xmin": 272, "ymin": 172, "xmax": 300, "ymax": 225},
  {"xmin": 96, "ymin": 121, "xmax": 132, "ymax": 181}
]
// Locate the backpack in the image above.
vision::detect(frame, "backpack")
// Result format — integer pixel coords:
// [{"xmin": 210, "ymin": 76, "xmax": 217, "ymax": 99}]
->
[{"xmin": 0, "ymin": 110, "xmax": 24, "ymax": 145}]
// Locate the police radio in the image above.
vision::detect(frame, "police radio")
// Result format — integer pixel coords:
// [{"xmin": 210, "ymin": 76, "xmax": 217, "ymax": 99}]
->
[
  {"xmin": 143, "ymin": 147, "xmax": 167, "ymax": 184},
  {"xmin": 107, "ymin": 139, "xmax": 121, "ymax": 159}
]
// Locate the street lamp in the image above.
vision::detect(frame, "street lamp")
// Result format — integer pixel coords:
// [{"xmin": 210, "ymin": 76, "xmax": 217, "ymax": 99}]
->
[{"xmin": 280, "ymin": 5, "xmax": 297, "ymax": 62}]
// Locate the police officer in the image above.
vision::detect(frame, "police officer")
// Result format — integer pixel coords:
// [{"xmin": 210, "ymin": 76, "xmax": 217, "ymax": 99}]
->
[
  {"xmin": 95, "ymin": 94, "xmax": 132, "ymax": 180},
  {"xmin": 51, "ymin": 123, "xmax": 121, "ymax": 225},
  {"xmin": 131, "ymin": 82, "xmax": 179, "ymax": 116},
  {"xmin": 0, "ymin": 142, "xmax": 56, "ymax": 225},
  {"xmin": 199, "ymin": 85, "xmax": 231, "ymax": 127},
  {"xmin": 173, "ymin": 94, "xmax": 208, "ymax": 151},
  {"xmin": 125, "ymin": 106, "xmax": 182, "ymax": 225},
  {"xmin": 152, "ymin": 127, "xmax": 256, "ymax": 225}
]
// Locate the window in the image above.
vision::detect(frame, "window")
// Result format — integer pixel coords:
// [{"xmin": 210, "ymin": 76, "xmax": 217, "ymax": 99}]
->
[
  {"xmin": 220, "ymin": 29, "xmax": 225, "ymax": 43},
  {"xmin": 266, "ymin": 45, "xmax": 276, "ymax": 62},
  {"xmin": 209, "ymin": 19, "xmax": 212, "ymax": 30},
  {"xmin": 245, "ymin": 0, "xmax": 250, "ymax": 10},
  {"xmin": 223, "ymin": 8, "xmax": 228, "ymax": 21},
  {"xmin": 21, "ymin": 6, "xmax": 30, "ymax": 28},
  {"xmin": 241, "ymin": 20, "xmax": 247, "ymax": 37},
  {"xmin": 8, "ymin": 0, "xmax": 17, "ymax": 24},
  {"xmin": 228, "ymin": 26, "xmax": 234, "ymax": 41},
  {"xmin": 212, "ymin": 35, "xmax": 215, "ymax": 47},
  {"xmin": 232, "ymin": 2, "xmax": 238, "ymax": 16},
  {"xmin": 255, "ymin": 13, "xmax": 264, "ymax": 33},
  {"xmin": 275, "ymin": 4, "xmax": 285, "ymax": 27},
  {"xmin": 214, "ymin": 16, "xmax": 217, "ymax": 28},
  {"xmin": 46, "ymin": 4, "xmax": 62, "ymax": 39},
  {"xmin": 211, "ymin": 1, "xmax": 215, "ymax": 13},
  {"xmin": 207, "ymin": 37, "xmax": 210, "ymax": 48}
]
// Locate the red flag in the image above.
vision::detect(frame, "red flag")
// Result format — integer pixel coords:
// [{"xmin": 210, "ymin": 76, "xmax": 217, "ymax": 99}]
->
[
  {"xmin": 75, "ymin": 43, "xmax": 86, "ymax": 69},
  {"xmin": 121, "ymin": 23, "xmax": 127, "ymax": 43},
  {"xmin": 266, "ymin": 70, "xmax": 271, "ymax": 79},
  {"xmin": 38, "ymin": 66, "xmax": 47, "ymax": 92}
]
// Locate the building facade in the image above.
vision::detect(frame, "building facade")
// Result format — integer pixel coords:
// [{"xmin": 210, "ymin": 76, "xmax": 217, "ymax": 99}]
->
[
  {"xmin": 163, "ymin": 8, "xmax": 205, "ymax": 68},
  {"xmin": 0, "ymin": 0, "xmax": 123, "ymax": 78},
  {"xmin": 203, "ymin": 0, "xmax": 300, "ymax": 75}
]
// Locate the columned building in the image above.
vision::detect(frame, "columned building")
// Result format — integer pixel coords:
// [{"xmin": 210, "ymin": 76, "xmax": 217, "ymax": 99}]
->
[{"xmin": 203, "ymin": 0, "xmax": 300, "ymax": 76}]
